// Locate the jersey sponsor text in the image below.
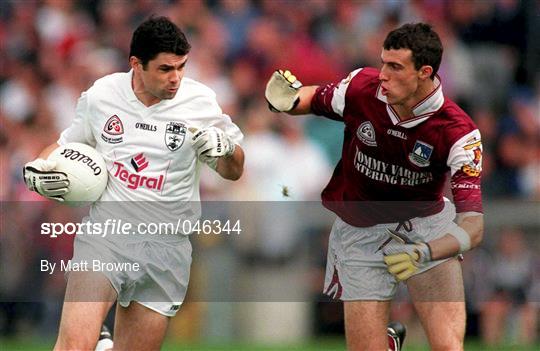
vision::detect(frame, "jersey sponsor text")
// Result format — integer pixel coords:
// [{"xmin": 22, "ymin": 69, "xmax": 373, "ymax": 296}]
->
[
  {"xmin": 354, "ymin": 147, "xmax": 433, "ymax": 186},
  {"xmin": 113, "ymin": 162, "xmax": 164, "ymax": 190}
]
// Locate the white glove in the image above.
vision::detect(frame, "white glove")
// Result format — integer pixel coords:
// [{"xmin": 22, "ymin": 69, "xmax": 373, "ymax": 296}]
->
[
  {"xmin": 265, "ymin": 70, "xmax": 302, "ymax": 112},
  {"xmin": 383, "ymin": 229, "xmax": 432, "ymax": 282},
  {"xmin": 23, "ymin": 159, "xmax": 70, "ymax": 202},
  {"xmin": 190, "ymin": 127, "xmax": 235, "ymax": 168}
]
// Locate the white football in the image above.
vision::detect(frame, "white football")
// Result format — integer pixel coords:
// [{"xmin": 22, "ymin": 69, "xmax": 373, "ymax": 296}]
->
[{"xmin": 48, "ymin": 143, "xmax": 108, "ymax": 203}]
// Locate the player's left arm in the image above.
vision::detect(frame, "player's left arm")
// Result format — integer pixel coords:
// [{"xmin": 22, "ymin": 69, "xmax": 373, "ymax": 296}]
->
[
  {"xmin": 215, "ymin": 145, "xmax": 244, "ymax": 180},
  {"xmin": 384, "ymin": 129, "xmax": 484, "ymax": 281},
  {"xmin": 190, "ymin": 126, "xmax": 244, "ymax": 180},
  {"xmin": 189, "ymin": 97, "xmax": 245, "ymax": 181},
  {"xmin": 429, "ymin": 128, "xmax": 484, "ymax": 259},
  {"xmin": 427, "ymin": 212, "xmax": 483, "ymax": 260}
]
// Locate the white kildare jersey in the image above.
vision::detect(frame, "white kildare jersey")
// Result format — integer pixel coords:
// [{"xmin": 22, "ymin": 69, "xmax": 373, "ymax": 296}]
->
[{"xmin": 59, "ymin": 70, "xmax": 243, "ymax": 228}]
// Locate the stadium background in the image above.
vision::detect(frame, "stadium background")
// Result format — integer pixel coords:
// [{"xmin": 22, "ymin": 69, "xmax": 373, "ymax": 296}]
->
[{"xmin": 0, "ymin": 0, "xmax": 539, "ymax": 350}]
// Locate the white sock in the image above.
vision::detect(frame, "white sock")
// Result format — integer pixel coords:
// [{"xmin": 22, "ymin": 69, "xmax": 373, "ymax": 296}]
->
[{"xmin": 95, "ymin": 338, "xmax": 113, "ymax": 351}]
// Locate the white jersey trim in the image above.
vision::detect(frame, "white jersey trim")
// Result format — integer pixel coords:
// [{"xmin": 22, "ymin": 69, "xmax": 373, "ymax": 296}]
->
[
  {"xmin": 447, "ymin": 129, "xmax": 482, "ymax": 176},
  {"xmin": 331, "ymin": 68, "xmax": 363, "ymax": 117},
  {"xmin": 377, "ymin": 75, "xmax": 444, "ymax": 129}
]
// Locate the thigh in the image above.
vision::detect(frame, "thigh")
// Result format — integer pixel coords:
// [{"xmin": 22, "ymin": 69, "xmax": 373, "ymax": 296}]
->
[
  {"xmin": 54, "ymin": 272, "xmax": 117, "ymax": 351},
  {"xmin": 344, "ymin": 300, "xmax": 391, "ymax": 351},
  {"xmin": 324, "ymin": 219, "xmax": 398, "ymax": 301},
  {"xmin": 407, "ymin": 258, "xmax": 466, "ymax": 351},
  {"xmin": 113, "ymin": 301, "xmax": 170, "ymax": 351}
]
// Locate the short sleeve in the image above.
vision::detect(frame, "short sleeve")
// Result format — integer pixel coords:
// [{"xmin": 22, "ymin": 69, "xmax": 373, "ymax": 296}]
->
[
  {"xmin": 311, "ymin": 68, "xmax": 363, "ymax": 121},
  {"xmin": 212, "ymin": 112, "xmax": 244, "ymax": 146},
  {"xmin": 205, "ymin": 97, "xmax": 243, "ymax": 145},
  {"xmin": 447, "ymin": 129, "xmax": 483, "ymax": 213},
  {"xmin": 58, "ymin": 91, "xmax": 96, "ymax": 147}
]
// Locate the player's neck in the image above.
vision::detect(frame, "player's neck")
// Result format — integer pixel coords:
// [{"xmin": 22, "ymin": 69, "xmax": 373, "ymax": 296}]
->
[
  {"xmin": 132, "ymin": 73, "xmax": 160, "ymax": 107},
  {"xmin": 393, "ymin": 79, "xmax": 436, "ymax": 120}
]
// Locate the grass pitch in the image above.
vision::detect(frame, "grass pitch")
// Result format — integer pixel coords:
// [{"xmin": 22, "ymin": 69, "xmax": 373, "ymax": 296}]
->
[{"xmin": 1, "ymin": 338, "xmax": 539, "ymax": 350}]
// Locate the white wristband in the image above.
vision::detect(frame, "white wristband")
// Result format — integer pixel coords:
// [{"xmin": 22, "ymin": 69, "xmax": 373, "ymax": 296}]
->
[{"xmin": 447, "ymin": 223, "xmax": 471, "ymax": 253}]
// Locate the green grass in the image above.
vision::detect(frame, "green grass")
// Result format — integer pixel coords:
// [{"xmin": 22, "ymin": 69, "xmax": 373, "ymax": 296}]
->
[{"xmin": 1, "ymin": 338, "xmax": 538, "ymax": 350}]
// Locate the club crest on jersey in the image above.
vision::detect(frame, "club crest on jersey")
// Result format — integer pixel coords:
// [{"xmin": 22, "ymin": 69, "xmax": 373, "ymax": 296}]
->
[
  {"xmin": 101, "ymin": 115, "xmax": 124, "ymax": 144},
  {"xmin": 357, "ymin": 121, "xmax": 377, "ymax": 146},
  {"xmin": 409, "ymin": 140, "xmax": 433, "ymax": 167},
  {"xmin": 165, "ymin": 122, "xmax": 186, "ymax": 151},
  {"xmin": 461, "ymin": 147, "xmax": 482, "ymax": 177}
]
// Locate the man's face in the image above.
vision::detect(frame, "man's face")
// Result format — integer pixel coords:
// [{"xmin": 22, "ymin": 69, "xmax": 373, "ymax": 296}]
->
[
  {"xmin": 136, "ymin": 53, "xmax": 188, "ymax": 101},
  {"xmin": 378, "ymin": 49, "xmax": 423, "ymax": 106}
]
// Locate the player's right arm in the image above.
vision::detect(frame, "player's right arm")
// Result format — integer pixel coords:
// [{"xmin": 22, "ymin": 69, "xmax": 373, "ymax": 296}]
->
[
  {"xmin": 23, "ymin": 142, "xmax": 67, "ymax": 201},
  {"xmin": 266, "ymin": 68, "xmax": 365, "ymax": 118},
  {"xmin": 38, "ymin": 143, "xmax": 61, "ymax": 159},
  {"xmin": 265, "ymin": 70, "xmax": 319, "ymax": 115},
  {"xmin": 24, "ymin": 89, "xmax": 94, "ymax": 201}
]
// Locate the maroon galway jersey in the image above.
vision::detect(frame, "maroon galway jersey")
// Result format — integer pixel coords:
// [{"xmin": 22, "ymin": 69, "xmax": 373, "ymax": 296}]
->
[{"xmin": 311, "ymin": 68, "xmax": 483, "ymax": 227}]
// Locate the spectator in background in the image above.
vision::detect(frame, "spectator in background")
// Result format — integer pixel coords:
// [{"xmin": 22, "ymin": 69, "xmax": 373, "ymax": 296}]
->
[
  {"xmin": 494, "ymin": 87, "xmax": 540, "ymax": 198},
  {"xmin": 480, "ymin": 227, "xmax": 538, "ymax": 345},
  {"xmin": 0, "ymin": 0, "xmax": 539, "ymax": 346},
  {"xmin": 2, "ymin": 0, "xmax": 538, "ymax": 204}
]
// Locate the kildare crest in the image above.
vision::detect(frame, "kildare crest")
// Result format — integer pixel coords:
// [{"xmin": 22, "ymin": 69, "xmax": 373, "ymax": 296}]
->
[{"xmin": 165, "ymin": 122, "xmax": 186, "ymax": 151}]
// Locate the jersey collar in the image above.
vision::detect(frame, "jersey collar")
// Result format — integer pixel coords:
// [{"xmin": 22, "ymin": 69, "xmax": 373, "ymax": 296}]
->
[
  {"xmin": 376, "ymin": 75, "xmax": 444, "ymax": 128},
  {"xmin": 126, "ymin": 69, "xmax": 139, "ymax": 103},
  {"xmin": 125, "ymin": 70, "xmax": 172, "ymax": 108}
]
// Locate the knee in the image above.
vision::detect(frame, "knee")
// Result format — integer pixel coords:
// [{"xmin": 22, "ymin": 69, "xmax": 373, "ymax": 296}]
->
[
  {"xmin": 54, "ymin": 331, "xmax": 98, "ymax": 351},
  {"xmin": 347, "ymin": 339, "xmax": 387, "ymax": 351},
  {"xmin": 430, "ymin": 334, "xmax": 464, "ymax": 351},
  {"xmin": 345, "ymin": 328, "xmax": 387, "ymax": 351}
]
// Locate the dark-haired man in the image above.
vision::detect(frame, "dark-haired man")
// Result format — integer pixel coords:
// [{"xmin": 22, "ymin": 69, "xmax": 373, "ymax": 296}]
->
[
  {"xmin": 266, "ymin": 23, "xmax": 483, "ymax": 350},
  {"xmin": 23, "ymin": 16, "xmax": 244, "ymax": 350}
]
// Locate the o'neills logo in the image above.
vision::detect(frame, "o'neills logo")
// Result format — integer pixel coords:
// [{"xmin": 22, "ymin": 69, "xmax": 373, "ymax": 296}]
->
[
  {"xmin": 112, "ymin": 162, "xmax": 164, "ymax": 190},
  {"xmin": 60, "ymin": 149, "xmax": 102, "ymax": 175}
]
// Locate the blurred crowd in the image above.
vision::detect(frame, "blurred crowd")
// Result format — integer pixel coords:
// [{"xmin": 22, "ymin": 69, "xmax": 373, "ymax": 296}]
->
[
  {"xmin": 1, "ymin": 0, "xmax": 539, "ymax": 201},
  {"xmin": 0, "ymin": 0, "xmax": 539, "ymax": 346}
]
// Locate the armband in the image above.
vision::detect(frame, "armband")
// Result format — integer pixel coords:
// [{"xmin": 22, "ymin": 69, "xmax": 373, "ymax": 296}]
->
[{"xmin": 447, "ymin": 223, "xmax": 471, "ymax": 253}]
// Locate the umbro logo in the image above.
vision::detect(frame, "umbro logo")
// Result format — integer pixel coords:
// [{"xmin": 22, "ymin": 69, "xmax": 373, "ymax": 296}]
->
[{"xmin": 39, "ymin": 175, "xmax": 61, "ymax": 180}]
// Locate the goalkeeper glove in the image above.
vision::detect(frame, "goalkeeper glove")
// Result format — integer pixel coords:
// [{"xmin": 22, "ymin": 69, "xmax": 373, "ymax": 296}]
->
[
  {"xmin": 23, "ymin": 158, "xmax": 70, "ymax": 202},
  {"xmin": 190, "ymin": 127, "xmax": 235, "ymax": 169},
  {"xmin": 265, "ymin": 70, "xmax": 302, "ymax": 112},
  {"xmin": 383, "ymin": 229, "xmax": 432, "ymax": 282}
]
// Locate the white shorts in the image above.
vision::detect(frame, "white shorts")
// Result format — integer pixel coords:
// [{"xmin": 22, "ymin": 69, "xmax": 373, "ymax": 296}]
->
[
  {"xmin": 70, "ymin": 234, "xmax": 192, "ymax": 317},
  {"xmin": 324, "ymin": 200, "xmax": 456, "ymax": 301}
]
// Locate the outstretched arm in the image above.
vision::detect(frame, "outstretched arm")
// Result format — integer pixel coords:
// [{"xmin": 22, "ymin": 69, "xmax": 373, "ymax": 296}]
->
[
  {"xmin": 288, "ymin": 86, "xmax": 319, "ymax": 115},
  {"xmin": 265, "ymin": 70, "xmax": 319, "ymax": 115}
]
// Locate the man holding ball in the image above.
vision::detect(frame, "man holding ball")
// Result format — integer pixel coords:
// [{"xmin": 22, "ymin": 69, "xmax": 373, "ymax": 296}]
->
[{"xmin": 23, "ymin": 16, "xmax": 244, "ymax": 351}]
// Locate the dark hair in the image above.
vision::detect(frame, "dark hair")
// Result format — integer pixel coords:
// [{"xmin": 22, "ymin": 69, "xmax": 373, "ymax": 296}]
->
[
  {"xmin": 383, "ymin": 23, "xmax": 443, "ymax": 79},
  {"xmin": 129, "ymin": 16, "xmax": 191, "ymax": 67}
]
